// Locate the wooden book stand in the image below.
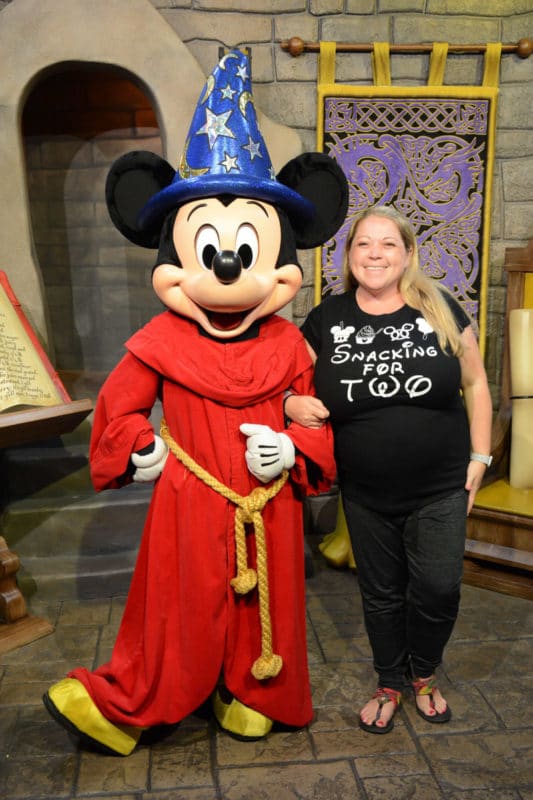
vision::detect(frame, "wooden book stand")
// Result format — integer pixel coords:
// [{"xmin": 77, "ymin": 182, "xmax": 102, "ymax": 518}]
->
[{"xmin": 0, "ymin": 271, "xmax": 92, "ymax": 653}]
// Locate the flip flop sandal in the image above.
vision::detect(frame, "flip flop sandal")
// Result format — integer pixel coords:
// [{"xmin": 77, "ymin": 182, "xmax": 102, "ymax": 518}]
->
[
  {"xmin": 359, "ymin": 687, "xmax": 402, "ymax": 735},
  {"xmin": 412, "ymin": 676, "xmax": 452, "ymax": 723}
]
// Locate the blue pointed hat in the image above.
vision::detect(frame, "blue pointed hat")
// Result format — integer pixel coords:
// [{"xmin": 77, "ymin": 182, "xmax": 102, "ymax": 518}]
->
[{"xmin": 137, "ymin": 48, "xmax": 314, "ymax": 230}]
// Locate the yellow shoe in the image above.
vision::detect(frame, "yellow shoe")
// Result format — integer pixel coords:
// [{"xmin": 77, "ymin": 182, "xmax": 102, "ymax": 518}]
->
[
  {"xmin": 43, "ymin": 678, "xmax": 144, "ymax": 756},
  {"xmin": 213, "ymin": 689, "xmax": 273, "ymax": 740},
  {"xmin": 318, "ymin": 498, "xmax": 356, "ymax": 570}
]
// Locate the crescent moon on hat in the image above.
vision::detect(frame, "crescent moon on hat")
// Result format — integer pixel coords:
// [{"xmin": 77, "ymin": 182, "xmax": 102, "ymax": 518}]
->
[
  {"xmin": 200, "ymin": 74, "xmax": 215, "ymax": 104},
  {"xmin": 178, "ymin": 145, "xmax": 210, "ymax": 179},
  {"xmin": 219, "ymin": 52, "xmax": 240, "ymax": 70},
  {"xmin": 239, "ymin": 91, "xmax": 254, "ymax": 117}
]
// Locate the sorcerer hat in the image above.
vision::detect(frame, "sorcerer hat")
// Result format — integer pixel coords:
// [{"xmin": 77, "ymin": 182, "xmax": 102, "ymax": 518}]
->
[{"xmin": 137, "ymin": 48, "xmax": 315, "ymax": 232}]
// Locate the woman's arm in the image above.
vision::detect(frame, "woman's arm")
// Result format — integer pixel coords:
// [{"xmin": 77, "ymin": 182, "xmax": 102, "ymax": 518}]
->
[
  {"xmin": 284, "ymin": 340, "xmax": 330, "ymax": 428},
  {"xmin": 459, "ymin": 325, "xmax": 493, "ymax": 514}
]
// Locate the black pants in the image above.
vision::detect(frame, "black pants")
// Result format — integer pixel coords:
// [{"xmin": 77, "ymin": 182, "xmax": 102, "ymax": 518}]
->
[{"xmin": 343, "ymin": 490, "xmax": 467, "ymax": 692}]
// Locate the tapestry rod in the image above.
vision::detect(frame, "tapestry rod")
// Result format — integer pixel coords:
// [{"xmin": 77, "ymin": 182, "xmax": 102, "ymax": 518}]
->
[{"xmin": 281, "ymin": 36, "xmax": 533, "ymax": 59}]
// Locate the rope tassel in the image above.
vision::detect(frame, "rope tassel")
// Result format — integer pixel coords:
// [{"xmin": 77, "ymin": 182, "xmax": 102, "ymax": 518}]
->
[{"xmin": 160, "ymin": 418, "xmax": 288, "ymax": 680}]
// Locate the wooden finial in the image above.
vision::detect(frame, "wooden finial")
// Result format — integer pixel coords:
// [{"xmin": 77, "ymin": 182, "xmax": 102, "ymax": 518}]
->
[
  {"xmin": 517, "ymin": 37, "xmax": 533, "ymax": 58},
  {"xmin": 286, "ymin": 36, "xmax": 305, "ymax": 57}
]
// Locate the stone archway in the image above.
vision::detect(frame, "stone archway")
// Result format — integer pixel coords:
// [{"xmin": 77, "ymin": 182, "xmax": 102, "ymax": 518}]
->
[{"xmin": 0, "ymin": 0, "xmax": 301, "ymax": 350}]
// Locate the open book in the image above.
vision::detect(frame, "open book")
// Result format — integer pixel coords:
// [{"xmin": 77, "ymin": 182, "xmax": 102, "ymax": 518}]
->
[
  {"xmin": 0, "ymin": 270, "xmax": 69, "ymax": 412},
  {"xmin": 0, "ymin": 270, "xmax": 92, "ymax": 447}
]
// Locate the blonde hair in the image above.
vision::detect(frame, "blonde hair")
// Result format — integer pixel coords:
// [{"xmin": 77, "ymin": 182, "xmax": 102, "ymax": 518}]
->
[{"xmin": 342, "ymin": 205, "xmax": 467, "ymax": 356}]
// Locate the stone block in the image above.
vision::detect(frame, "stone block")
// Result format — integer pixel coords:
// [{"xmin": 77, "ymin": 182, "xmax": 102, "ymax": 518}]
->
[
  {"xmin": 427, "ymin": 0, "xmax": 519, "ymax": 12},
  {"xmin": 345, "ymin": 0, "xmax": 375, "ymax": 12},
  {"xmin": 504, "ymin": 203, "xmax": 533, "ymax": 239},
  {"xmin": 196, "ymin": 0, "xmax": 304, "ymax": 8},
  {"xmin": 254, "ymin": 82, "xmax": 316, "ymax": 128},
  {"xmin": 160, "ymin": 9, "xmax": 271, "ymax": 44},
  {"xmin": 494, "ymin": 130, "xmax": 533, "ymax": 159},
  {"xmin": 394, "ymin": 15, "xmax": 499, "ymax": 45},
  {"xmin": 502, "ymin": 158, "xmax": 533, "ymax": 202},
  {"xmin": 276, "ymin": 48, "xmax": 319, "ymax": 82},
  {"xmin": 310, "ymin": 0, "xmax": 343, "ymax": 14},
  {"xmin": 499, "ymin": 85, "xmax": 533, "ymax": 129},
  {"xmin": 333, "ymin": 53, "xmax": 373, "ymax": 83},
  {"xmin": 274, "ymin": 12, "xmax": 318, "ymax": 44},
  {"xmin": 322, "ymin": 14, "xmax": 389, "ymax": 42}
]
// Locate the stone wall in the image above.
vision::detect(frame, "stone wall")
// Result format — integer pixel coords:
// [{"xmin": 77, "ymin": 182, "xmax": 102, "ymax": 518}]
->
[
  {"xmin": 147, "ymin": 0, "xmax": 533, "ymax": 408},
  {"xmin": 4, "ymin": 0, "xmax": 533, "ymax": 406}
]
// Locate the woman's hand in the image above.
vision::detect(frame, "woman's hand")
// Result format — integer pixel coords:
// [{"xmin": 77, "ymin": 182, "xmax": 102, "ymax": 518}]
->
[
  {"xmin": 285, "ymin": 394, "xmax": 330, "ymax": 429},
  {"xmin": 464, "ymin": 459, "xmax": 486, "ymax": 514}
]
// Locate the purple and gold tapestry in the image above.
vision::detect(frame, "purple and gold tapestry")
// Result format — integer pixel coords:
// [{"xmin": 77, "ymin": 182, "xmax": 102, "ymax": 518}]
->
[{"xmin": 317, "ymin": 42, "xmax": 501, "ymax": 350}]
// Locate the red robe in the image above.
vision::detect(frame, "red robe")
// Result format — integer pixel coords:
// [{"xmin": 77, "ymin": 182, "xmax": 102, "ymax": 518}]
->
[{"xmin": 70, "ymin": 312, "xmax": 335, "ymax": 729}]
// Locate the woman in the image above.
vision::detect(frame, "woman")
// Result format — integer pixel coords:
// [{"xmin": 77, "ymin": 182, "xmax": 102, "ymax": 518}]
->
[{"xmin": 285, "ymin": 205, "xmax": 492, "ymax": 734}]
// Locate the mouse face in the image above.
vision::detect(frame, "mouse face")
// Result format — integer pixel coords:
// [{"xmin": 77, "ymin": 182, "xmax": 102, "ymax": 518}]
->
[{"xmin": 152, "ymin": 196, "xmax": 302, "ymax": 339}]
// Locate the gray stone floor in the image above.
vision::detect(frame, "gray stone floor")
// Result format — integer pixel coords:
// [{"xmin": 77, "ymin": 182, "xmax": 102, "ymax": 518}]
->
[{"xmin": 1, "ymin": 534, "xmax": 532, "ymax": 800}]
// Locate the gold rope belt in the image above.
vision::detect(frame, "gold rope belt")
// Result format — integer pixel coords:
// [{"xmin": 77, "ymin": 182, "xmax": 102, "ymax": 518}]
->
[{"xmin": 160, "ymin": 417, "xmax": 288, "ymax": 681}]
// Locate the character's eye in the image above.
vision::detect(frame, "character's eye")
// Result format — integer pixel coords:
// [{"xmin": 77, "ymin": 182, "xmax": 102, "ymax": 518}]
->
[
  {"xmin": 236, "ymin": 224, "xmax": 258, "ymax": 269},
  {"xmin": 196, "ymin": 225, "xmax": 220, "ymax": 269}
]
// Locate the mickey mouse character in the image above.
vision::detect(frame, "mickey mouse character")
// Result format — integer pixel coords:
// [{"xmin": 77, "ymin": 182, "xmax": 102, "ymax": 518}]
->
[{"xmin": 43, "ymin": 48, "xmax": 348, "ymax": 755}]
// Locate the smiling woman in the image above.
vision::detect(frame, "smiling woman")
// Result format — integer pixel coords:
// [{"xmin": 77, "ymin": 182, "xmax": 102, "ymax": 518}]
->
[{"xmin": 285, "ymin": 203, "xmax": 493, "ymax": 735}]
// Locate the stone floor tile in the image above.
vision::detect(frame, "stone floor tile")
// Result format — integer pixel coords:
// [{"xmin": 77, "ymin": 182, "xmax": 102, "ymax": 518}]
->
[
  {"xmin": 109, "ymin": 595, "xmax": 128, "ymax": 623},
  {"xmin": 309, "ymin": 662, "xmax": 373, "ymax": 707},
  {"xmin": 1, "ymin": 661, "xmax": 80, "ymax": 683},
  {"xmin": 305, "ymin": 564, "xmax": 356, "ymax": 597},
  {"xmin": 57, "ymin": 597, "xmax": 112, "ymax": 625},
  {"xmin": 149, "ymin": 727, "xmax": 215, "ymax": 791},
  {"xmin": 362, "ymin": 774, "xmax": 445, "ymax": 799},
  {"xmin": 218, "ymin": 760, "xmax": 363, "ymax": 800},
  {"xmin": 451, "ymin": 594, "xmax": 533, "ymax": 641},
  {"xmin": 474, "ymin": 676, "xmax": 533, "ymax": 729},
  {"xmin": 354, "ymin": 751, "xmax": 433, "ymax": 778},
  {"xmin": 1, "ymin": 753, "xmax": 77, "ymax": 799},
  {"xmin": 0, "ymin": 678, "xmax": 65, "ymax": 707},
  {"xmin": 419, "ymin": 730, "xmax": 533, "ymax": 791},
  {"xmin": 77, "ymin": 747, "xmax": 150, "ymax": 794},
  {"xmin": 309, "ymin": 704, "xmax": 360, "ymax": 732},
  {"xmin": 7, "ymin": 704, "xmax": 77, "ymax": 757},
  {"xmin": 143, "ymin": 791, "xmax": 220, "ymax": 800},
  {"xmin": 0, "ymin": 707, "xmax": 18, "ymax": 755},
  {"xmin": 313, "ymin": 631, "xmax": 372, "ymax": 662},
  {"xmin": 305, "ymin": 623, "xmax": 324, "ymax": 664},
  {"xmin": 443, "ymin": 640, "xmax": 528, "ymax": 682},
  {"xmin": 444, "ymin": 790, "xmax": 521, "ymax": 799},
  {"xmin": 311, "ymin": 721, "xmax": 415, "ymax": 759},
  {"xmin": 216, "ymin": 726, "xmax": 314, "ymax": 768},
  {"xmin": 306, "ymin": 590, "xmax": 363, "ymax": 623},
  {"xmin": 0, "ymin": 624, "xmax": 100, "ymax": 666},
  {"xmin": 78, "ymin": 796, "xmax": 138, "ymax": 800}
]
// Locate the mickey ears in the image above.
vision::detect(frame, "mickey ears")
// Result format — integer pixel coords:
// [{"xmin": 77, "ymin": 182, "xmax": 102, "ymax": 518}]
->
[
  {"xmin": 105, "ymin": 151, "xmax": 175, "ymax": 249},
  {"xmin": 106, "ymin": 150, "xmax": 349, "ymax": 250},
  {"xmin": 277, "ymin": 152, "xmax": 349, "ymax": 249}
]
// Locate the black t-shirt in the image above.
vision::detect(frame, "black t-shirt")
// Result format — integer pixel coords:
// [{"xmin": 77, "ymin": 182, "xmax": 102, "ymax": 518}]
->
[{"xmin": 301, "ymin": 291, "xmax": 471, "ymax": 514}]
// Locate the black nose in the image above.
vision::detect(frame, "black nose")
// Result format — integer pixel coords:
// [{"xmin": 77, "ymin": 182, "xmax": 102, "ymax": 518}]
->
[{"xmin": 212, "ymin": 251, "xmax": 242, "ymax": 284}]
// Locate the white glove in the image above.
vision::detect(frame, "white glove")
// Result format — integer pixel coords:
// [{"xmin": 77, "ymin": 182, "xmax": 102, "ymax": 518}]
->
[
  {"xmin": 240, "ymin": 423, "xmax": 295, "ymax": 483},
  {"xmin": 131, "ymin": 435, "xmax": 168, "ymax": 483}
]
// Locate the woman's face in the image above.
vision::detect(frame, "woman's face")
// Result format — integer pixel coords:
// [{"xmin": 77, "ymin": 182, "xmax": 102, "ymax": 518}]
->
[{"xmin": 348, "ymin": 215, "xmax": 412, "ymax": 297}]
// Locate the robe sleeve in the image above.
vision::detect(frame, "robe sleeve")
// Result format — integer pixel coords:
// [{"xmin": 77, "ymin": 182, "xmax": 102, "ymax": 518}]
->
[
  {"xmin": 283, "ymin": 363, "xmax": 336, "ymax": 496},
  {"xmin": 89, "ymin": 353, "xmax": 161, "ymax": 491}
]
